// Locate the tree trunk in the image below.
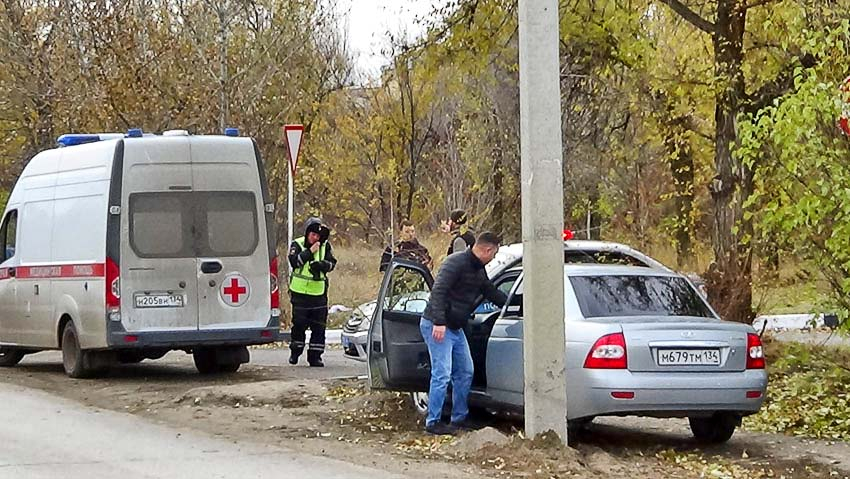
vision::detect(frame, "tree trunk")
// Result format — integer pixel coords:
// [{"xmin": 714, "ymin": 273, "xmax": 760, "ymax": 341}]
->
[
  {"xmin": 662, "ymin": 122, "xmax": 695, "ymax": 268},
  {"xmin": 706, "ymin": 0, "xmax": 753, "ymax": 323}
]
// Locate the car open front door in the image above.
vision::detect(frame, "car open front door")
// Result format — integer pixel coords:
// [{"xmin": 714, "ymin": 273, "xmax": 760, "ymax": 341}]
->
[{"xmin": 368, "ymin": 259, "xmax": 433, "ymax": 391}]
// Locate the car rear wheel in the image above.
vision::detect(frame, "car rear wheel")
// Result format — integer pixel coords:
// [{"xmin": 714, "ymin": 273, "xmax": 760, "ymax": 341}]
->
[
  {"xmin": 0, "ymin": 348, "xmax": 25, "ymax": 367},
  {"xmin": 193, "ymin": 348, "xmax": 219, "ymax": 374},
  {"xmin": 689, "ymin": 413, "xmax": 739, "ymax": 444},
  {"xmin": 62, "ymin": 323, "xmax": 93, "ymax": 378}
]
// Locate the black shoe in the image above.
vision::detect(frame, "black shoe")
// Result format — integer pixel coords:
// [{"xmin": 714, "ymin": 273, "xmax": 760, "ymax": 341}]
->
[
  {"xmin": 288, "ymin": 354, "xmax": 299, "ymax": 365},
  {"xmin": 425, "ymin": 422, "xmax": 457, "ymax": 436},
  {"xmin": 451, "ymin": 418, "xmax": 483, "ymax": 431},
  {"xmin": 308, "ymin": 359, "xmax": 324, "ymax": 367}
]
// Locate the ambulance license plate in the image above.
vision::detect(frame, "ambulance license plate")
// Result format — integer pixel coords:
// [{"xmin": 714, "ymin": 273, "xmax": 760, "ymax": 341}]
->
[{"xmin": 135, "ymin": 294, "xmax": 185, "ymax": 308}]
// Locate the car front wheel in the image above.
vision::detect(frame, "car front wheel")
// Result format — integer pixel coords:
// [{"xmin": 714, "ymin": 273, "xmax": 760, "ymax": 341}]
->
[
  {"xmin": 410, "ymin": 392, "xmax": 430, "ymax": 416},
  {"xmin": 689, "ymin": 413, "xmax": 739, "ymax": 444}
]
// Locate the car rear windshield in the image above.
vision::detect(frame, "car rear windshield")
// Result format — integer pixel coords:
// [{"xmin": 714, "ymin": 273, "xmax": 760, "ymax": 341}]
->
[
  {"xmin": 130, "ymin": 191, "xmax": 258, "ymax": 258},
  {"xmin": 569, "ymin": 275, "xmax": 714, "ymax": 319}
]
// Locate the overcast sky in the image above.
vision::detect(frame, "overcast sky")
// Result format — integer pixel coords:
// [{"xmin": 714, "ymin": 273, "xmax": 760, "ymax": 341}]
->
[{"xmin": 336, "ymin": 0, "xmax": 450, "ymax": 78}]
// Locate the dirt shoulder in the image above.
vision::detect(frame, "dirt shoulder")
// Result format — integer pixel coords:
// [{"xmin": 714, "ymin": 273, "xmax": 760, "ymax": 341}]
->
[{"xmin": 1, "ymin": 350, "xmax": 847, "ymax": 479}]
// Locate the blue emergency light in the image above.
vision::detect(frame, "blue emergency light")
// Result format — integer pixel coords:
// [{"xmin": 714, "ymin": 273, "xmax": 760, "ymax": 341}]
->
[
  {"xmin": 56, "ymin": 134, "xmax": 102, "ymax": 147},
  {"xmin": 57, "ymin": 128, "xmax": 147, "ymax": 147},
  {"xmin": 224, "ymin": 127, "xmax": 239, "ymax": 137}
]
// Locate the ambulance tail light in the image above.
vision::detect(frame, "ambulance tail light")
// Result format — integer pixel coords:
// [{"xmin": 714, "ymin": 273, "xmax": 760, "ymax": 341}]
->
[
  {"xmin": 270, "ymin": 256, "xmax": 280, "ymax": 314},
  {"xmin": 106, "ymin": 257, "xmax": 120, "ymax": 312}
]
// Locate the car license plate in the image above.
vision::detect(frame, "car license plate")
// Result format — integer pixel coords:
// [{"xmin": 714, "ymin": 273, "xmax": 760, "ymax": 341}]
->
[
  {"xmin": 657, "ymin": 349, "xmax": 721, "ymax": 366},
  {"xmin": 134, "ymin": 294, "xmax": 185, "ymax": 308}
]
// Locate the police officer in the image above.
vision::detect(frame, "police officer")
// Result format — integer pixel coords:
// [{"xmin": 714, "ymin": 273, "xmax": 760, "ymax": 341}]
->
[{"xmin": 288, "ymin": 217, "xmax": 337, "ymax": 367}]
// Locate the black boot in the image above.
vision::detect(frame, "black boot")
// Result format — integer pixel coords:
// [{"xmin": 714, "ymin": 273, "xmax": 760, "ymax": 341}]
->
[
  {"xmin": 307, "ymin": 350, "xmax": 324, "ymax": 367},
  {"xmin": 289, "ymin": 352, "xmax": 300, "ymax": 365}
]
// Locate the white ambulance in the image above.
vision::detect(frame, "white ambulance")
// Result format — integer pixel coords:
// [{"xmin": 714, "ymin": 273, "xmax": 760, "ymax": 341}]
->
[{"xmin": 0, "ymin": 128, "xmax": 281, "ymax": 377}]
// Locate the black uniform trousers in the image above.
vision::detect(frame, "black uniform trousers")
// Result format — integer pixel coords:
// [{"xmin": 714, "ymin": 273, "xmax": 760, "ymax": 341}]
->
[{"xmin": 290, "ymin": 306, "xmax": 328, "ymax": 362}]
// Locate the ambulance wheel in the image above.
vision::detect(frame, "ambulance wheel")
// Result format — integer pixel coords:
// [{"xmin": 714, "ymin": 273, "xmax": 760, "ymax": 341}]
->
[
  {"xmin": 62, "ymin": 323, "xmax": 93, "ymax": 378},
  {"xmin": 219, "ymin": 362, "xmax": 241, "ymax": 373},
  {"xmin": 0, "ymin": 348, "xmax": 25, "ymax": 367},
  {"xmin": 193, "ymin": 348, "xmax": 219, "ymax": 374}
]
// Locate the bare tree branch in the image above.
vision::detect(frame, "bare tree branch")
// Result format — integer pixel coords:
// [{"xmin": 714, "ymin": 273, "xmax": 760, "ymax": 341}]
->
[{"xmin": 657, "ymin": 0, "xmax": 716, "ymax": 35}]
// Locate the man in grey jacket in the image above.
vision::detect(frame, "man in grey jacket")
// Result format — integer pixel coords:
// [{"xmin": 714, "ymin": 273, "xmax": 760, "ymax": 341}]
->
[{"xmin": 420, "ymin": 231, "xmax": 507, "ymax": 435}]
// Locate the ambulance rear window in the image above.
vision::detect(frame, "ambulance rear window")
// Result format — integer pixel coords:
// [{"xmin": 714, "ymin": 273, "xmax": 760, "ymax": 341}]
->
[
  {"xmin": 130, "ymin": 195, "xmax": 190, "ymax": 257},
  {"xmin": 129, "ymin": 191, "xmax": 258, "ymax": 258},
  {"xmin": 200, "ymin": 192, "xmax": 258, "ymax": 257}
]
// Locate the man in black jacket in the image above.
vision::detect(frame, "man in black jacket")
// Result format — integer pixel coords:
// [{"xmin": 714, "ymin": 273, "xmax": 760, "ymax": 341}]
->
[
  {"xmin": 288, "ymin": 217, "xmax": 337, "ymax": 367},
  {"xmin": 420, "ymin": 231, "xmax": 507, "ymax": 435}
]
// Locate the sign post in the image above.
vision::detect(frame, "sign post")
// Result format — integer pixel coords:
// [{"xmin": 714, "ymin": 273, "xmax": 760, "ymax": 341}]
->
[{"xmin": 284, "ymin": 125, "xmax": 304, "ymax": 261}]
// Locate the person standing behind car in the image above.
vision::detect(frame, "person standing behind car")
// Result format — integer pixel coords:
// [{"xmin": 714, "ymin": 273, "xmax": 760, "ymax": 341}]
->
[
  {"xmin": 444, "ymin": 209, "xmax": 476, "ymax": 255},
  {"xmin": 420, "ymin": 231, "xmax": 507, "ymax": 435},
  {"xmin": 288, "ymin": 217, "xmax": 337, "ymax": 367},
  {"xmin": 379, "ymin": 219, "xmax": 433, "ymax": 272}
]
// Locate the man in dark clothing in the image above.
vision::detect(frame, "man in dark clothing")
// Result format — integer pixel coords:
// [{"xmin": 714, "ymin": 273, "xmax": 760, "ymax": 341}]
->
[
  {"xmin": 446, "ymin": 209, "xmax": 476, "ymax": 256},
  {"xmin": 420, "ymin": 231, "xmax": 507, "ymax": 435},
  {"xmin": 288, "ymin": 217, "xmax": 337, "ymax": 367},
  {"xmin": 379, "ymin": 219, "xmax": 433, "ymax": 271}
]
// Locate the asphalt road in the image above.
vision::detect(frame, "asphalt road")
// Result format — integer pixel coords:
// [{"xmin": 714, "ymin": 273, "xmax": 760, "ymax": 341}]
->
[{"xmin": 0, "ymin": 379, "xmax": 401, "ymax": 479}]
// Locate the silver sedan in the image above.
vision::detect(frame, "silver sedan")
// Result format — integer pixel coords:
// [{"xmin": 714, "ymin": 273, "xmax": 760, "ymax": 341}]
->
[{"xmin": 368, "ymin": 262, "xmax": 767, "ymax": 443}]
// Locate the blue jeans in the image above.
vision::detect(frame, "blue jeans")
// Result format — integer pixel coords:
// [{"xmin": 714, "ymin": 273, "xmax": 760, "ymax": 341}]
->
[{"xmin": 420, "ymin": 318, "xmax": 474, "ymax": 427}]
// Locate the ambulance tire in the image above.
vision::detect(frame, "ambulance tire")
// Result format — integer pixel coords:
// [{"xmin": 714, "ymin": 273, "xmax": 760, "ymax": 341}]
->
[
  {"xmin": 62, "ymin": 322, "xmax": 93, "ymax": 379},
  {"xmin": 0, "ymin": 348, "xmax": 25, "ymax": 367},
  {"xmin": 193, "ymin": 348, "xmax": 219, "ymax": 374},
  {"xmin": 219, "ymin": 362, "xmax": 241, "ymax": 373}
]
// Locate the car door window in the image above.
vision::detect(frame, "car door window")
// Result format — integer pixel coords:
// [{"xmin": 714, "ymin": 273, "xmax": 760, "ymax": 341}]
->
[
  {"xmin": 475, "ymin": 274, "xmax": 518, "ymax": 314},
  {"xmin": 502, "ymin": 279, "xmax": 524, "ymax": 318},
  {"xmin": 0, "ymin": 210, "xmax": 18, "ymax": 264},
  {"xmin": 386, "ymin": 267, "xmax": 430, "ymax": 313}
]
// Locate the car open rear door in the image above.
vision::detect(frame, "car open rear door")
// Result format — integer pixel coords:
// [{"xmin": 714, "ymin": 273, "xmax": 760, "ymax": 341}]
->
[{"xmin": 367, "ymin": 259, "xmax": 432, "ymax": 391}]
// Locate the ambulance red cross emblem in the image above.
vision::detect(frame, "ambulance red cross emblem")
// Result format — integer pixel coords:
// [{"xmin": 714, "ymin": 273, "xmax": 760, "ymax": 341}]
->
[{"xmin": 221, "ymin": 273, "xmax": 250, "ymax": 307}]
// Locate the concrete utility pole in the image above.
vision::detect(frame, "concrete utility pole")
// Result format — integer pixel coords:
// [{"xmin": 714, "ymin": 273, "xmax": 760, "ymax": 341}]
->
[{"xmin": 518, "ymin": 0, "xmax": 569, "ymax": 443}]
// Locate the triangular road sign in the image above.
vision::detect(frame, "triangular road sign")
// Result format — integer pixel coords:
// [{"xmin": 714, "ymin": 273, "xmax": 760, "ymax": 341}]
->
[{"xmin": 284, "ymin": 124, "xmax": 304, "ymax": 176}]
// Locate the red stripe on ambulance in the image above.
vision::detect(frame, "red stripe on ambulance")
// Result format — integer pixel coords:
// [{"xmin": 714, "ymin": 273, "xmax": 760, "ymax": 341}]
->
[{"xmin": 1, "ymin": 263, "xmax": 106, "ymax": 280}]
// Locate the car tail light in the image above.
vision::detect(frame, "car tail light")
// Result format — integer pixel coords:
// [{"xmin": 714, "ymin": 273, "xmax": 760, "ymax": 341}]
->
[
  {"xmin": 584, "ymin": 333, "xmax": 627, "ymax": 369},
  {"xmin": 270, "ymin": 256, "xmax": 280, "ymax": 311},
  {"xmin": 611, "ymin": 391, "xmax": 635, "ymax": 399},
  {"xmin": 746, "ymin": 390, "xmax": 763, "ymax": 399},
  {"xmin": 106, "ymin": 257, "xmax": 120, "ymax": 309},
  {"xmin": 746, "ymin": 333, "xmax": 765, "ymax": 369}
]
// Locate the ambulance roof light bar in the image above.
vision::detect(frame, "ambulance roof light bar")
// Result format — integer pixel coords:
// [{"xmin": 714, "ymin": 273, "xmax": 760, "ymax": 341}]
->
[{"xmin": 57, "ymin": 128, "xmax": 148, "ymax": 147}]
